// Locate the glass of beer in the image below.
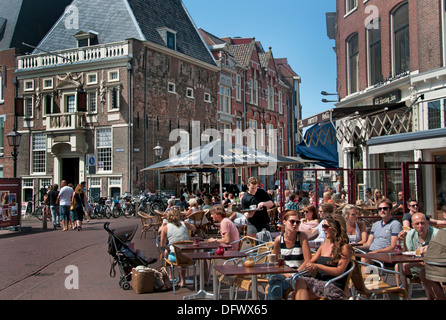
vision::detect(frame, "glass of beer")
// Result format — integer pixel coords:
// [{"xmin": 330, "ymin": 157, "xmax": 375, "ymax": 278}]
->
[{"xmin": 277, "ymin": 254, "xmax": 285, "ymax": 268}]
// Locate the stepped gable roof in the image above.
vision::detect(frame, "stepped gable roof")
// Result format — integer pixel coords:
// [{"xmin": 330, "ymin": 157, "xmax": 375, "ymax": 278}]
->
[{"xmin": 34, "ymin": 0, "xmax": 216, "ymax": 66}]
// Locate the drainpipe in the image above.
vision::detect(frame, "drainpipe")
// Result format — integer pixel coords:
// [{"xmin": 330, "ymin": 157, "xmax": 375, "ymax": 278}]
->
[
  {"xmin": 127, "ymin": 60, "xmax": 133, "ymax": 194},
  {"xmin": 144, "ymin": 47, "xmax": 148, "ymax": 188}
]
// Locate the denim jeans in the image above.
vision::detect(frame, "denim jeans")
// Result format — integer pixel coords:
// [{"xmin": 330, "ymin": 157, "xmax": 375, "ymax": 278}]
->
[
  {"xmin": 267, "ymin": 274, "xmax": 291, "ymax": 300},
  {"xmin": 50, "ymin": 205, "xmax": 60, "ymax": 226}
]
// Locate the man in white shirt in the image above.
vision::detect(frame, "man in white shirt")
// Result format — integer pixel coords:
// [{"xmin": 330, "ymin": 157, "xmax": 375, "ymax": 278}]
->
[{"xmin": 57, "ymin": 180, "xmax": 74, "ymax": 231}]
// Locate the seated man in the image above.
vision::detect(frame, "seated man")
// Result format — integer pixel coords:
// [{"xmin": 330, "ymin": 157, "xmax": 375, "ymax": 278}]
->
[
  {"xmin": 398, "ymin": 213, "xmax": 442, "ymax": 300},
  {"xmin": 357, "ymin": 199, "xmax": 402, "ymax": 264}
]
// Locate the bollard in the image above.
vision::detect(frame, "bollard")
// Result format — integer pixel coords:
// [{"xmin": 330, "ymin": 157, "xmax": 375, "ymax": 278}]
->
[{"xmin": 43, "ymin": 207, "xmax": 47, "ymax": 230}]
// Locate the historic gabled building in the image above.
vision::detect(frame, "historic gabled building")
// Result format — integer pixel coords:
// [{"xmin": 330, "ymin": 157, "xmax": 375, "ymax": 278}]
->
[
  {"xmin": 13, "ymin": 0, "xmax": 218, "ymax": 200},
  {"xmin": 199, "ymin": 30, "xmax": 301, "ymax": 188}
]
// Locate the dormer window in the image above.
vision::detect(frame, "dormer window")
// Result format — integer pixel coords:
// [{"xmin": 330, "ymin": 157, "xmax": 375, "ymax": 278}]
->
[
  {"xmin": 75, "ymin": 30, "xmax": 99, "ymax": 48},
  {"xmin": 157, "ymin": 27, "xmax": 177, "ymax": 51}
]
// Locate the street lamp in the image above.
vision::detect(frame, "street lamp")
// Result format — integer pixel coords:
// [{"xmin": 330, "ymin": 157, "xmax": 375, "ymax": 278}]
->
[
  {"xmin": 7, "ymin": 130, "xmax": 22, "ymax": 178},
  {"xmin": 153, "ymin": 141, "xmax": 164, "ymax": 193}
]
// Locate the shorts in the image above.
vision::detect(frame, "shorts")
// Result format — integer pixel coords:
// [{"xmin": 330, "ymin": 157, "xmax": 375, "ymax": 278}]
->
[{"xmin": 60, "ymin": 205, "xmax": 70, "ymax": 220}]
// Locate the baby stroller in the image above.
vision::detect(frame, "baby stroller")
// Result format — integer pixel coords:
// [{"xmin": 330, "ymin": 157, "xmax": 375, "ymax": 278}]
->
[{"xmin": 104, "ymin": 222, "xmax": 157, "ymax": 290}]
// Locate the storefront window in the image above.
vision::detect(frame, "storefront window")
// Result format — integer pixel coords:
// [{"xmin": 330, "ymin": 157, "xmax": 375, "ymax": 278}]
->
[{"xmin": 382, "ymin": 151, "xmax": 413, "ymax": 202}]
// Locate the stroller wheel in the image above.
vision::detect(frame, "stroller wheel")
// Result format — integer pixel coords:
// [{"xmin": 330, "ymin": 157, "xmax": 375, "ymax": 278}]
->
[{"xmin": 120, "ymin": 280, "xmax": 131, "ymax": 290}]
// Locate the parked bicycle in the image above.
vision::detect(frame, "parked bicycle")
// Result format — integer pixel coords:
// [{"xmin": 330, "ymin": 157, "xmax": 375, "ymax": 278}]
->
[
  {"xmin": 25, "ymin": 201, "xmax": 47, "ymax": 221},
  {"xmin": 137, "ymin": 191, "xmax": 168, "ymax": 215}
]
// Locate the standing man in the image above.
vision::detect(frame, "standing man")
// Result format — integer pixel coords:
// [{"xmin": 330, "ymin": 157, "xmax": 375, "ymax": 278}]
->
[
  {"xmin": 241, "ymin": 176, "xmax": 274, "ymax": 234},
  {"xmin": 57, "ymin": 180, "xmax": 74, "ymax": 231}
]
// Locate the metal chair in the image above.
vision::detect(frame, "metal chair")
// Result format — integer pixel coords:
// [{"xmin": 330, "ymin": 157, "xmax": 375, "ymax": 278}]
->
[{"xmin": 350, "ymin": 259, "xmax": 408, "ymax": 300}]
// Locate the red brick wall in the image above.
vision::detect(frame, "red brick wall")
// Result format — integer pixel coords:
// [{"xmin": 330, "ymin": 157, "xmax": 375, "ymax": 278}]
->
[{"xmin": 336, "ymin": 0, "xmax": 442, "ymax": 99}]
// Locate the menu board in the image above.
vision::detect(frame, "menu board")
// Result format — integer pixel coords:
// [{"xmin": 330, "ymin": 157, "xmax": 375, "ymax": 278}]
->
[{"xmin": 0, "ymin": 179, "xmax": 21, "ymax": 229}]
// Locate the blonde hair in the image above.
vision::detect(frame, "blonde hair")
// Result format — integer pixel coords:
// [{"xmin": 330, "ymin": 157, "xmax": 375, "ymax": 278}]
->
[{"xmin": 166, "ymin": 207, "xmax": 182, "ymax": 227}]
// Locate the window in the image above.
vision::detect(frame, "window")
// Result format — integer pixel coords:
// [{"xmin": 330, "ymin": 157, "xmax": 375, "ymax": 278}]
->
[
  {"xmin": 368, "ymin": 19, "xmax": 382, "ymax": 86},
  {"xmin": 75, "ymin": 31, "xmax": 99, "ymax": 48},
  {"xmin": 88, "ymin": 91, "xmax": 97, "ymax": 113},
  {"xmin": 186, "ymin": 88, "xmax": 194, "ymax": 99},
  {"xmin": 347, "ymin": 33, "xmax": 359, "ymax": 94},
  {"xmin": 43, "ymin": 78, "xmax": 53, "ymax": 90},
  {"xmin": 204, "ymin": 92, "xmax": 211, "ymax": 103},
  {"xmin": 108, "ymin": 70, "xmax": 119, "ymax": 82},
  {"xmin": 24, "ymin": 96, "xmax": 33, "ymax": 118},
  {"xmin": 248, "ymin": 119, "xmax": 257, "ymax": 148},
  {"xmin": 428, "ymin": 101, "xmax": 441, "ymax": 129},
  {"xmin": 168, "ymin": 82, "xmax": 176, "ymax": 94},
  {"xmin": 66, "ymin": 94, "xmax": 76, "ymax": 113},
  {"xmin": 89, "ymin": 177, "xmax": 101, "ymax": 201},
  {"xmin": 157, "ymin": 27, "xmax": 177, "ymax": 51},
  {"xmin": 250, "ymin": 71, "xmax": 258, "ymax": 105},
  {"xmin": 221, "ymin": 122, "xmax": 232, "ymax": 142},
  {"xmin": 32, "ymin": 133, "xmax": 46, "ymax": 173},
  {"xmin": 0, "ymin": 116, "xmax": 4, "ymax": 155},
  {"xmin": 346, "ymin": 0, "xmax": 357, "ymax": 14},
  {"xmin": 24, "ymin": 80, "xmax": 34, "ymax": 92},
  {"xmin": 236, "ymin": 74, "xmax": 242, "ymax": 101},
  {"xmin": 108, "ymin": 87, "xmax": 120, "ymax": 111},
  {"xmin": 0, "ymin": 70, "xmax": 4, "ymax": 103},
  {"xmin": 392, "ymin": 2, "xmax": 410, "ymax": 75},
  {"xmin": 278, "ymin": 91, "xmax": 283, "ymax": 114},
  {"xmin": 43, "ymin": 94, "xmax": 53, "ymax": 116},
  {"xmin": 87, "ymin": 73, "xmax": 98, "ymax": 85},
  {"xmin": 219, "ymin": 85, "xmax": 231, "ymax": 114},
  {"xmin": 96, "ymin": 128, "xmax": 112, "ymax": 172}
]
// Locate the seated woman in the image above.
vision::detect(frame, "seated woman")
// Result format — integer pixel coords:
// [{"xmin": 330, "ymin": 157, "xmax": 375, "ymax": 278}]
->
[
  {"xmin": 185, "ymin": 198, "xmax": 209, "ymax": 226},
  {"xmin": 342, "ymin": 204, "xmax": 367, "ymax": 245},
  {"xmin": 285, "ymin": 193, "xmax": 300, "ymax": 210},
  {"xmin": 268, "ymin": 210, "xmax": 312, "ymax": 300},
  {"xmin": 207, "ymin": 204, "xmax": 240, "ymax": 250},
  {"xmin": 299, "ymin": 205, "xmax": 319, "ymax": 232},
  {"xmin": 159, "ymin": 207, "xmax": 196, "ymax": 287},
  {"xmin": 293, "ymin": 214, "xmax": 353, "ymax": 300}
]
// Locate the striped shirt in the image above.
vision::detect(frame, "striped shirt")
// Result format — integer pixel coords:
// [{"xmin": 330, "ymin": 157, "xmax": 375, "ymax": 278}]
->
[{"xmin": 280, "ymin": 232, "xmax": 304, "ymax": 269}]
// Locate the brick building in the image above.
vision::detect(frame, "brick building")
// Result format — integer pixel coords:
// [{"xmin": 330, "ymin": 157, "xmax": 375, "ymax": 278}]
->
[
  {"xmin": 12, "ymin": 0, "xmax": 218, "ymax": 200},
  {"xmin": 199, "ymin": 30, "xmax": 302, "ymax": 188},
  {"xmin": 0, "ymin": 0, "xmax": 72, "ymax": 180},
  {"xmin": 330, "ymin": 0, "xmax": 446, "ymax": 217}
]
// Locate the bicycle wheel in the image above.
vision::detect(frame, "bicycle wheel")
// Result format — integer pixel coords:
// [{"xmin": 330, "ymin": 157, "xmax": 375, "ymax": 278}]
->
[
  {"xmin": 35, "ymin": 206, "xmax": 44, "ymax": 221},
  {"xmin": 112, "ymin": 206, "xmax": 120, "ymax": 218},
  {"xmin": 105, "ymin": 206, "xmax": 111, "ymax": 219}
]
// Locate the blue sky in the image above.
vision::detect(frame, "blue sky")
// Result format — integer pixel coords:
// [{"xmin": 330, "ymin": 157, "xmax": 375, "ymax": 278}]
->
[{"xmin": 183, "ymin": 0, "xmax": 337, "ymax": 120}]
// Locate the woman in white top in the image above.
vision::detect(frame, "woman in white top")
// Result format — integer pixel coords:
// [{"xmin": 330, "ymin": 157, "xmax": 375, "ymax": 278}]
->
[{"xmin": 341, "ymin": 204, "xmax": 367, "ymax": 244}]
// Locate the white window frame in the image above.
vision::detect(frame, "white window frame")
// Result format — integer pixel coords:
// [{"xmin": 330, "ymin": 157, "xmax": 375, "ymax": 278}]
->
[
  {"xmin": 107, "ymin": 86, "xmax": 120, "ymax": 112},
  {"xmin": 86, "ymin": 72, "xmax": 98, "ymax": 85},
  {"xmin": 0, "ymin": 70, "xmax": 4, "ymax": 104},
  {"xmin": 108, "ymin": 70, "xmax": 119, "ymax": 83},
  {"xmin": 236, "ymin": 74, "xmax": 242, "ymax": 102},
  {"xmin": 42, "ymin": 77, "xmax": 53, "ymax": 90},
  {"xmin": 87, "ymin": 91, "xmax": 97, "ymax": 114},
  {"xmin": 204, "ymin": 92, "xmax": 211, "ymax": 103},
  {"xmin": 24, "ymin": 80, "xmax": 34, "ymax": 92},
  {"xmin": 278, "ymin": 91, "xmax": 283, "ymax": 114},
  {"xmin": 24, "ymin": 96, "xmax": 34, "ymax": 119},
  {"xmin": 96, "ymin": 127, "xmax": 112, "ymax": 173},
  {"xmin": 32, "ymin": 133, "xmax": 47, "ymax": 174},
  {"xmin": 219, "ymin": 85, "xmax": 231, "ymax": 115},
  {"xmin": 168, "ymin": 82, "xmax": 176, "ymax": 94},
  {"xmin": 0, "ymin": 116, "xmax": 5, "ymax": 156},
  {"xmin": 186, "ymin": 87, "xmax": 194, "ymax": 99}
]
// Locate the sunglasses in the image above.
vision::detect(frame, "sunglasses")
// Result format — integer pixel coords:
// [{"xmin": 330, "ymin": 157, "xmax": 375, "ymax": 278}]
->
[
  {"xmin": 288, "ymin": 220, "xmax": 300, "ymax": 225},
  {"xmin": 410, "ymin": 204, "xmax": 418, "ymax": 208},
  {"xmin": 378, "ymin": 206, "xmax": 390, "ymax": 211},
  {"xmin": 321, "ymin": 224, "xmax": 331, "ymax": 230}
]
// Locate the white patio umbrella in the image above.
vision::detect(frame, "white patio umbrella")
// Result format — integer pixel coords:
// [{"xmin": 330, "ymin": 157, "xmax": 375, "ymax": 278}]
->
[{"xmin": 141, "ymin": 139, "xmax": 304, "ymax": 200}]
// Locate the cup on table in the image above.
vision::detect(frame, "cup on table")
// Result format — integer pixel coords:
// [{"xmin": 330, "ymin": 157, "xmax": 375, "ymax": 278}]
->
[{"xmin": 267, "ymin": 253, "xmax": 277, "ymax": 266}]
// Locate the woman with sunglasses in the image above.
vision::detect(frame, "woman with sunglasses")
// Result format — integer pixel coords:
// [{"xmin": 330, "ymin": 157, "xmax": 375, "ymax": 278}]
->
[
  {"xmin": 267, "ymin": 210, "xmax": 312, "ymax": 300},
  {"xmin": 299, "ymin": 205, "xmax": 319, "ymax": 232},
  {"xmin": 293, "ymin": 214, "xmax": 353, "ymax": 300},
  {"xmin": 342, "ymin": 204, "xmax": 367, "ymax": 245}
]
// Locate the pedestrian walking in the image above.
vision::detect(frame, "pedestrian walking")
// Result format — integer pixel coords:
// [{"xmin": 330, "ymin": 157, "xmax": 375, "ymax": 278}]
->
[
  {"xmin": 57, "ymin": 180, "xmax": 74, "ymax": 231},
  {"xmin": 71, "ymin": 184, "xmax": 86, "ymax": 231},
  {"xmin": 48, "ymin": 184, "xmax": 60, "ymax": 229}
]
